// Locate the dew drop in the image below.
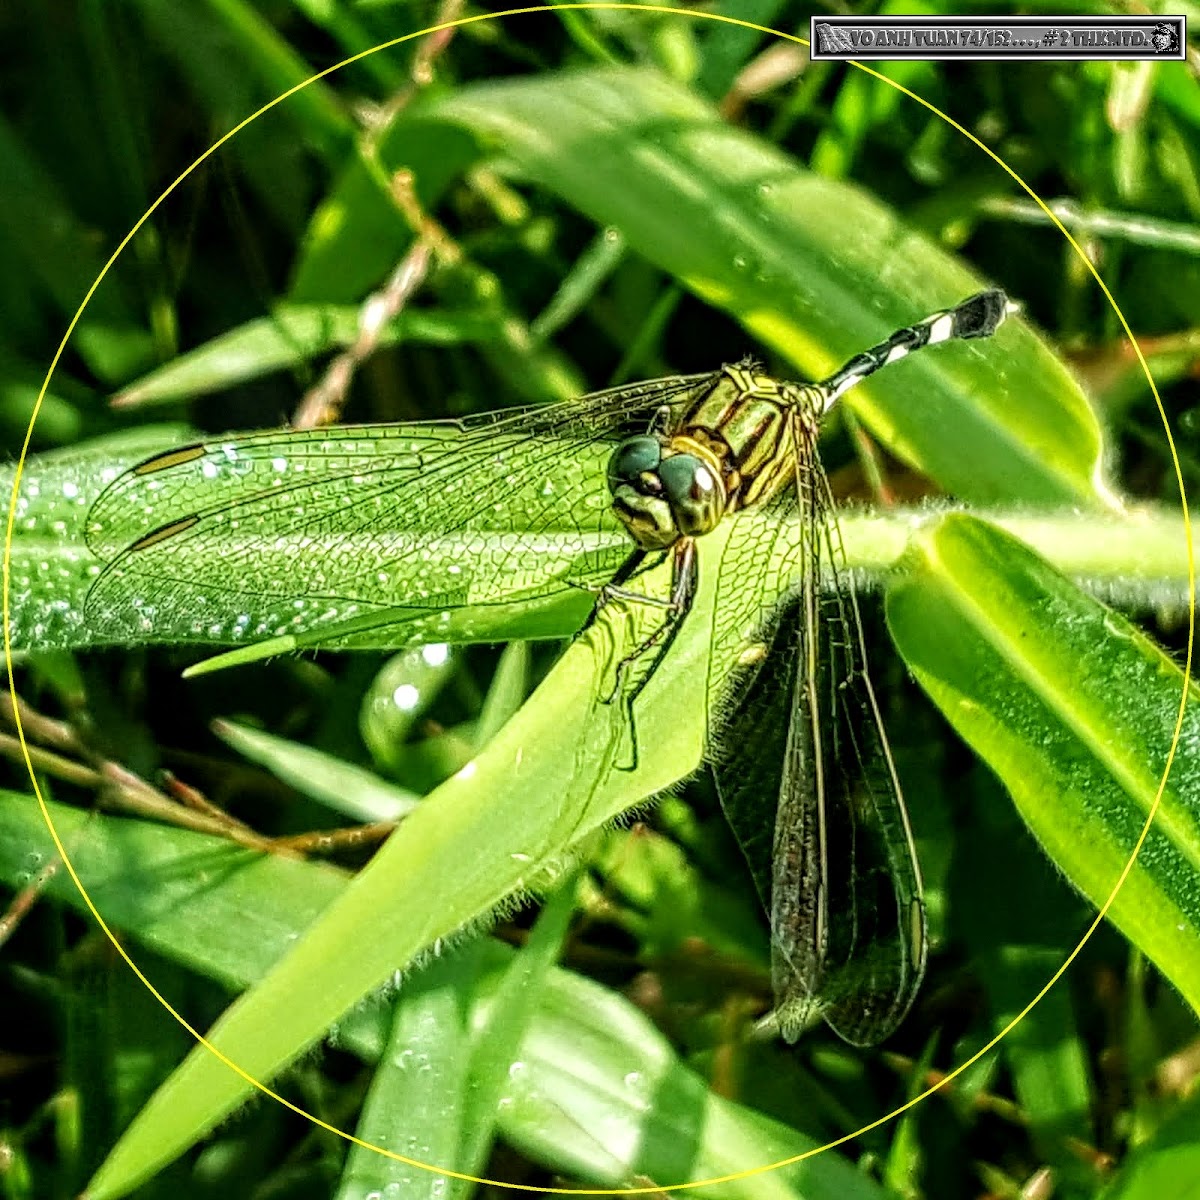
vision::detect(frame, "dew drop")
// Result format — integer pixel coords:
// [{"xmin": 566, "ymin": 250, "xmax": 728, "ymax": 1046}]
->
[{"xmin": 421, "ymin": 643, "xmax": 449, "ymax": 667}]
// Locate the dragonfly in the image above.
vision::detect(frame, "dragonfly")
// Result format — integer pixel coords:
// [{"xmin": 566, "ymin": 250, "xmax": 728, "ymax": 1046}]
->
[{"xmin": 84, "ymin": 289, "xmax": 1012, "ymax": 1046}]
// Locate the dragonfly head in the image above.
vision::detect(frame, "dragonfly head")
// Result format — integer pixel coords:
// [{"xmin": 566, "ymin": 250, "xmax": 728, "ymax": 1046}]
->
[{"xmin": 607, "ymin": 434, "xmax": 726, "ymax": 550}]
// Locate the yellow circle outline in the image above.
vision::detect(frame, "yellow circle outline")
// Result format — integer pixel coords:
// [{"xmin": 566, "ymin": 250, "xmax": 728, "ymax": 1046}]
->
[{"xmin": 3, "ymin": 5, "xmax": 1192, "ymax": 1195}]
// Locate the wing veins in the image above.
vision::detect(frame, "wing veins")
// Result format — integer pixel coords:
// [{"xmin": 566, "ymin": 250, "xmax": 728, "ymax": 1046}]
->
[{"xmin": 85, "ymin": 374, "xmax": 714, "ymax": 629}]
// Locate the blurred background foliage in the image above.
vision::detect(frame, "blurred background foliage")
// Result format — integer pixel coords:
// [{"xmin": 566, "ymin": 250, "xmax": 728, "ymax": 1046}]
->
[{"xmin": 3, "ymin": 1, "xmax": 1200, "ymax": 1198}]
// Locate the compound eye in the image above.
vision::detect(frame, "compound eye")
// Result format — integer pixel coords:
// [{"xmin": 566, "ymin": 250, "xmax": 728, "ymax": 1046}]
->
[
  {"xmin": 657, "ymin": 451, "xmax": 710, "ymax": 502},
  {"xmin": 607, "ymin": 435, "xmax": 661, "ymax": 493},
  {"xmin": 658, "ymin": 453, "xmax": 722, "ymax": 536}
]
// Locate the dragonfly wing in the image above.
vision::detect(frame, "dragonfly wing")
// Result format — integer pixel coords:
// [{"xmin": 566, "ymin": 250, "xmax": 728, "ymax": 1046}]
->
[
  {"xmin": 795, "ymin": 466, "xmax": 926, "ymax": 1047},
  {"xmin": 713, "ymin": 586, "xmax": 826, "ymax": 1037},
  {"xmin": 710, "ymin": 429, "xmax": 925, "ymax": 1047},
  {"xmin": 707, "ymin": 504, "xmax": 796, "ymax": 915},
  {"xmin": 84, "ymin": 374, "xmax": 716, "ymax": 642}
]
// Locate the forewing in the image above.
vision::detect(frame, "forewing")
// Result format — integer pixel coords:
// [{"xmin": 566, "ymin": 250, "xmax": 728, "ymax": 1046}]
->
[{"xmin": 84, "ymin": 373, "xmax": 715, "ymax": 643}]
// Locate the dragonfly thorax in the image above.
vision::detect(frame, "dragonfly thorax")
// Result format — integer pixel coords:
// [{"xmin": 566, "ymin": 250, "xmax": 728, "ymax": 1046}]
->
[{"xmin": 606, "ymin": 433, "xmax": 727, "ymax": 550}]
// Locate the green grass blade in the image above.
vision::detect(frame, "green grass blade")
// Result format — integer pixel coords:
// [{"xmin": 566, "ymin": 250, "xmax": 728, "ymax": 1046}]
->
[
  {"xmin": 5, "ymin": 410, "xmax": 1190, "ymax": 660},
  {"xmin": 1098, "ymin": 1087, "xmax": 1200, "ymax": 1198},
  {"xmin": 0, "ymin": 113, "xmax": 154, "ymax": 383},
  {"xmin": 128, "ymin": 0, "xmax": 352, "ymax": 229},
  {"xmin": 334, "ymin": 944, "xmax": 485, "ymax": 1200},
  {"xmin": 111, "ymin": 306, "xmax": 497, "ymax": 409},
  {"xmin": 212, "ymin": 718, "xmax": 420, "ymax": 823},
  {"xmin": 490, "ymin": 964, "xmax": 887, "ymax": 1200},
  {"xmin": 954, "ymin": 811, "xmax": 1095, "ymax": 1162},
  {"xmin": 420, "ymin": 65, "xmax": 1103, "ymax": 505},
  {"xmin": 886, "ymin": 514, "xmax": 1200, "ymax": 1016},
  {"xmin": 81, "ymin": 550, "xmax": 713, "ymax": 1198},
  {"xmin": 450, "ymin": 875, "xmax": 579, "ymax": 1196},
  {"xmin": 0, "ymin": 791, "xmax": 878, "ymax": 1200}
]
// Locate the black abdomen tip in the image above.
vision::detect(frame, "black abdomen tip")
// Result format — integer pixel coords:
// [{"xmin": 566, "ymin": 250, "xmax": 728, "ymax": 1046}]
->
[{"xmin": 953, "ymin": 289, "xmax": 1013, "ymax": 339}]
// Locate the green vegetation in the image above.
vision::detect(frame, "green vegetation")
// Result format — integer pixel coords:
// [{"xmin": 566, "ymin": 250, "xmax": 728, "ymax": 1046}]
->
[{"xmin": 2, "ymin": 4, "xmax": 1200, "ymax": 1198}]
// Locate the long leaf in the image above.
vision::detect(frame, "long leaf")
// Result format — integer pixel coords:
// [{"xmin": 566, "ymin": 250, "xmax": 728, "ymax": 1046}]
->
[
  {"xmin": 4, "ymin": 427, "xmax": 1189, "ymax": 658},
  {"xmin": 418, "ymin": 65, "xmax": 1103, "ymax": 505},
  {"xmin": 886, "ymin": 514, "xmax": 1200, "ymax": 1015},
  {"xmin": 80, "ymin": 535, "xmax": 713, "ymax": 1198},
  {"xmin": 0, "ymin": 787, "xmax": 872, "ymax": 1199}
]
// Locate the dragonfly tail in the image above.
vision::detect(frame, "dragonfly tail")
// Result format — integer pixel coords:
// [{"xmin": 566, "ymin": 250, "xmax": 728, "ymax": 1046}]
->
[{"xmin": 817, "ymin": 288, "xmax": 1013, "ymax": 409}]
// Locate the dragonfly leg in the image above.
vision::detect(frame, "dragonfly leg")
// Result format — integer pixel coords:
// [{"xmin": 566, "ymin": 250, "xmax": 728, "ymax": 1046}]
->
[
  {"xmin": 574, "ymin": 549, "xmax": 651, "ymax": 637},
  {"xmin": 591, "ymin": 585, "xmax": 678, "ymax": 611},
  {"xmin": 608, "ymin": 538, "xmax": 698, "ymax": 771},
  {"xmin": 647, "ymin": 404, "xmax": 673, "ymax": 436},
  {"xmin": 572, "ymin": 542, "xmax": 695, "ymax": 770},
  {"xmin": 609, "ymin": 538, "xmax": 697, "ymax": 699}
]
